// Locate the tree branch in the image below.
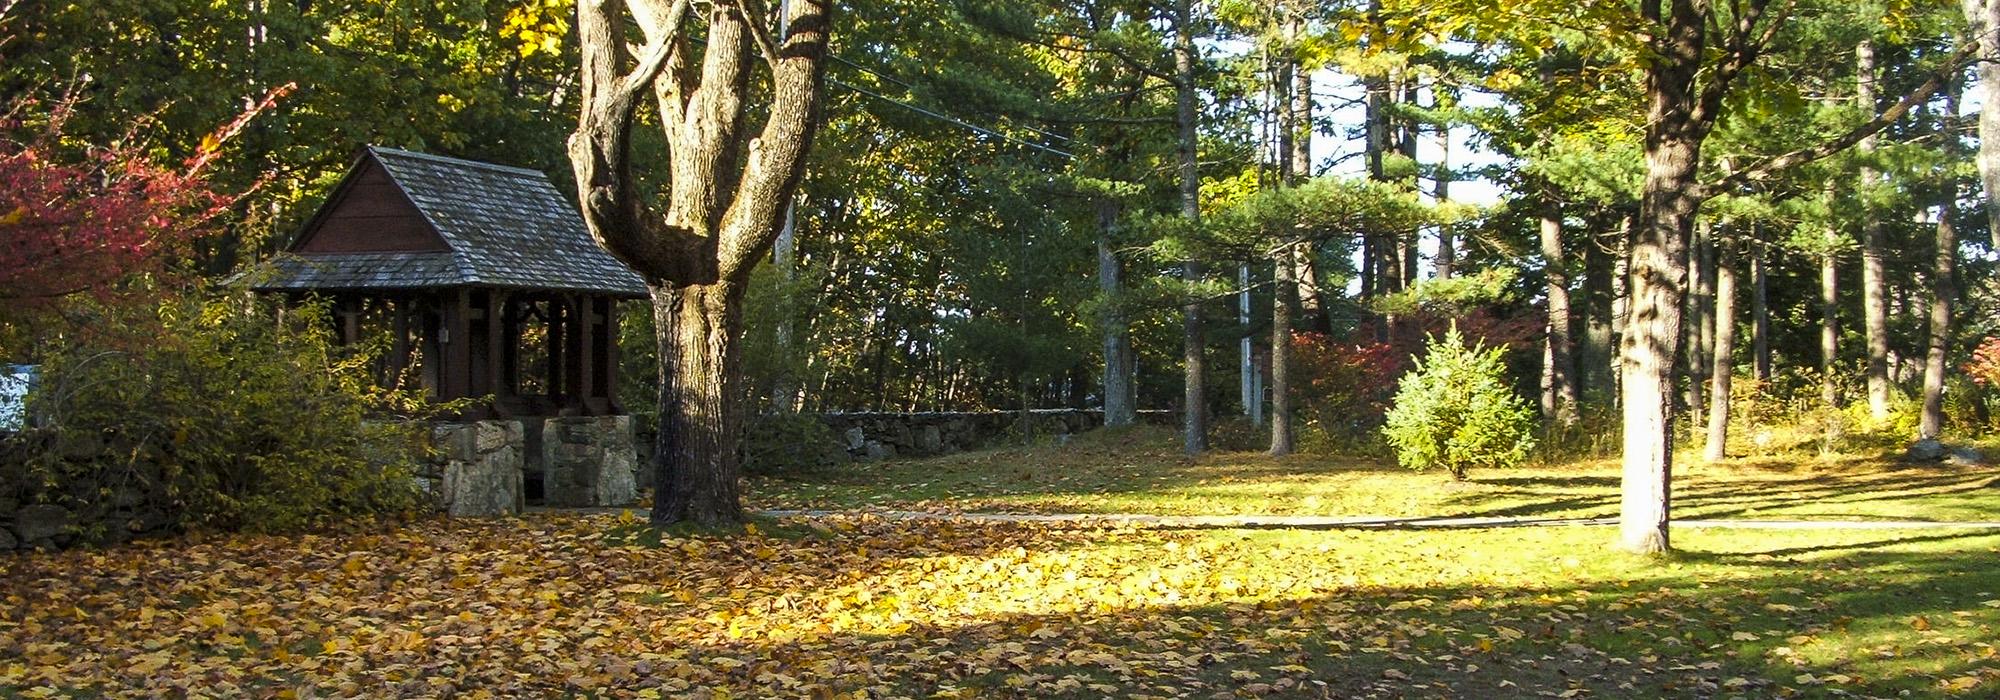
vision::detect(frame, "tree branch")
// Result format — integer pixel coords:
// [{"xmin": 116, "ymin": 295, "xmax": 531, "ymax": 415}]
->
[{"xmin": 1703, "ymin": 39, "xmax": 1979, "ymax": 198}]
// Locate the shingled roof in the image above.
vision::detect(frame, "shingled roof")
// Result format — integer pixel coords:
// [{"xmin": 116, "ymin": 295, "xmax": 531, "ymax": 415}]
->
[{"xmin": 255, "ymin": 146, "xmax": 649, "ymax": 298}]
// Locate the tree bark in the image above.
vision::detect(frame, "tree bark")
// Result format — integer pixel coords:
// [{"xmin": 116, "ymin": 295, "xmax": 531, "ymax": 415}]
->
[
  {"xmin": 1175, "ymin": 0, "xmax": 1206, "ymax": 455},
  {"xmin": 1923, "ymin": 88, "xmax": 1962, "ymax": 440},
  {"xmin": 1622, "ymin": 0, "xmax": 1724, "ymax": 555},
  {"xmin": 571, "ymin": 0, "xmax": 830, "ymax": 526},
  {"xmin": 1098, "ymin": 200, "xmax": 1135, "ymax": 427},
  {"xmin": 651, "ymin": 280, "xmax": 748, "ymax": 525},
  {"xmin": 1704, "ymin": 236, "xmax": 1737, "ymax": 463},
  {"xmin": 1752, "ymin": 233, "xmax": 1772, "ymax": 382},
  {"xmin": 1858, "ymin": 37, "xmax": 1892, "ymax": 420},
  {"xmin": 1820, "ymin": 226, "xmax": 1841, "ymax": 411},
  {"xmin": 1686, "ymin": 220, "xmax": 1713, "ymax": 432},
  {"xmin": 1540, "ymin": 197, "xmax": 1578, "ymax": 424},
  {"xmin": 1963, "ymin": 0, "xmax": 2000, "ymax": 249},
  {"xmin": 1434, "ymin": 100, "xmax": 1455, "ymax": 280},
  {"xmin": 1579, "ymin": 219, "xmax": 1616, "ymax": 404},
  {"xmin": 1270, "ymin": 243, "xmax": 1296, "ymax": 455}
]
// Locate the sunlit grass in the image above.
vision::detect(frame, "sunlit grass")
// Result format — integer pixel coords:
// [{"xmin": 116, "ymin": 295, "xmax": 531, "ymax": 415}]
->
[{"xmin": 749, "ymin": 425, "xmax": 2000, "ymax": 523}]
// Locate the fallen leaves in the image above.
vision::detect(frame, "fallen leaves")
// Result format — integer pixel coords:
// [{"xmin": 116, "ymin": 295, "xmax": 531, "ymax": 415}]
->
[{"xmin": 0, "ymin": 516, "xmax": 1997, "ymax": 698}]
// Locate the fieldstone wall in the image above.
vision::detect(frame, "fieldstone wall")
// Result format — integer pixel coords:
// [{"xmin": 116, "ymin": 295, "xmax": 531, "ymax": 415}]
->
[
  {"xmin": 0, "ymin": 429, "xmax": 178, "ymax": 551},
  {"xmin": 542, "ymin": 416, "xmax": 638, "ymax": 507},
  {"xmin": 817, "ymin": 409, "xmax": 1176, "ymax": 461},
  {"xmin": 427, "ymin": 420, "xmax": 525, "ymax": 517}
]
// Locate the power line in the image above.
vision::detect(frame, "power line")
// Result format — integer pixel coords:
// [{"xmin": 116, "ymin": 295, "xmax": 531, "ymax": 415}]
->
[
  {"xmin": 830, "ymin": 77, "xmax": 1076, "ymax": 159},
  {"xmin": 828, "ymin": 53, "xmax": 1077, "ymax": 147}
]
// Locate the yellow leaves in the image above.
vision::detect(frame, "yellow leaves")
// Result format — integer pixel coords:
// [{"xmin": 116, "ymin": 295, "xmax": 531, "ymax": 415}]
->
[
  {"xmin": 1912, "ymin": 616, "xmax": 1933, "ymax": 631},
  {"xmin": 1943, "ymin": 675, "xmax": 1984, "ymax": 693},
  {"xmin": 1731, "ymin": 631, "xmax": 1761, "ymax": 641}
]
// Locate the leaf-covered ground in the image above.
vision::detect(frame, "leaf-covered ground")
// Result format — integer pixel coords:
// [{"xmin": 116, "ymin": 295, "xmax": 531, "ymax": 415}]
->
[
  {"xmin": 4, "ymin": 512, "xmax": 1999, "ymax": 698},
  {"xmin": 750, "ymin": 427, "xmax": 2000, "ymax": 523}
]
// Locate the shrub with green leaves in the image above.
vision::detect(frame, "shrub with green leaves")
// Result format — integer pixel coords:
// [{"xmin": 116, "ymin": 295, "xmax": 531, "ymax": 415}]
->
[
  {"xmin": 22, "ymin": 287, "xmax": 434, "ymax": 534},
  {"xmin": 1381, "ymin": 328, "xmax": 1537, "ymax": 479}
]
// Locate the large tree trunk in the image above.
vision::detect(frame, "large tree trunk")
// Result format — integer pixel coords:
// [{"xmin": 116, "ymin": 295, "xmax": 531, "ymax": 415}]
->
[
  {"xmin": 1540, "ymin": 198, "xmax": 1578, "ymax": 423},
  {"xmin": 1858, "ymin": 38, "xmax": 1892, "ymax": 420},
  {"xmin": 571, "ymin": 0, "xmax": 831, "ymax": 527},
  {"xmin": 1704, "ymin": 236, "xmax": 1737, "ymax": 462},
  {"xmin": 1175, "ymin": 0, "xmax": 1206, "ymax": 455},
  {"xmin": 1098, "ymin": 200, "xmax": 1135, "ymax": 427},
  {"xmin": 651, "ymin": 281, "xmax": 748, "ymax": 525},
  {"xmin": 1622, "ymin": 0, "xmax": 1716, "ymax": 555},
  {"xmin": 1964, "ymin": 0, "xmax": 2000, "ymax": 249}
]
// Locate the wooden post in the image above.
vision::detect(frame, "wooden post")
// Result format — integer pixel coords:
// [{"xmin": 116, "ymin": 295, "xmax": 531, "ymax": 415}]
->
[
  {"xmin": 547, "ymin": 296, "xmax": 567, "ymax": 401},
  {"xmin": 604, "ymin": 299, "xmax": 621, "ymax": 413},
  {"xmin": 484, "ymin": 289, "xmax": 505, "ymax": 406},
  {"xmin": 501, "ymin": 297, "xmax": 520, "ymax": 397},
  {"xmin": 579, "ymin": 295, "xmax": 599, "ymax": 412},
  {"xmin": 443, "ymin": 288, "xmax": 472, "ymax": 402}
]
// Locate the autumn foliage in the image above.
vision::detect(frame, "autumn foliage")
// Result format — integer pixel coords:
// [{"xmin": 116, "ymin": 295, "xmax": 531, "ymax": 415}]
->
[
  {"xmin": 1964, "ymin": 337, "xmax": 2000, "ymax": 388},
  {"xmin": 0, "ymin": 86, "xmax": 290, "ymax": 311}
]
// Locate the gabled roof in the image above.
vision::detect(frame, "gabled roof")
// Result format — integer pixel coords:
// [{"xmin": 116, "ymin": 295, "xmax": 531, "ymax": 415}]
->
[{"xmin": 255, "ymin": 146, "xmax": 649, "ymax": 298}]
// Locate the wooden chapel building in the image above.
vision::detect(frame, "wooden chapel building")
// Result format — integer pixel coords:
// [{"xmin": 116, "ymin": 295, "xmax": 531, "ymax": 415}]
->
[{"xmin": 254, "ymin": 146, "xmax": 648, "ymax": 418}]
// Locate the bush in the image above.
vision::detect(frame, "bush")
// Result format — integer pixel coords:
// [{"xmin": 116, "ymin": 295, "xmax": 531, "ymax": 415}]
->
[
  {"xmin": 1381, "ymin": 328, "xmax": 1537, "ymax": 479},
  {"xmin": 743, "ymin": 413, "xmax": 848, "ymax": 477},
  {"xmin": 22, "ymin": 288, "xmax": 434, "ymax": 534},
  {"xmin": 1290, "ymin": 332, "xmax": 1404, "ymax": 451}
]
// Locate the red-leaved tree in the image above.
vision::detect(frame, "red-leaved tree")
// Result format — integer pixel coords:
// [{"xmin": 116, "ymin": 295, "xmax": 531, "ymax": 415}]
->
[{"xmin": 0, "ymin": 85, "xmax": 291, "ymax": 309}]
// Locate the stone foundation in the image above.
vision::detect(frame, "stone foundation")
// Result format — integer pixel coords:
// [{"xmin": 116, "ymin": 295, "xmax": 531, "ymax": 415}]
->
[
  {"xmin": 429, "ymin": 420, "xmax": 524, "ymax": 517},
  {"xmin": 425, "ymin": 416, "xmax": 639, "ymax": 514},
  {"xmin": 542, "ymin": 415, "xmax": 637, "ymax": 507}
]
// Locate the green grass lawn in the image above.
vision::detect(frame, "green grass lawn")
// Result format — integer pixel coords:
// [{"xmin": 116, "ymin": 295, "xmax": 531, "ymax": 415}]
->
[{"xmin": 747, "ymin": 426, "xmax": 2000, "ymax": 522}]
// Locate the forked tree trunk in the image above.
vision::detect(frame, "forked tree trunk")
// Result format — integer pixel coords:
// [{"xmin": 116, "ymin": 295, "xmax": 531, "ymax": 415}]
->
[
  {"xmin": 571, "ymin": 0, "xmax": 830, "ymax": 527},
  {"xmin": 1704, "ymin": 237, "xmax": 1737, "ymax": 463},
  {"xmin": 651, "ymin": 280, "xmax": 748, "ymax": 525},
  {"xmin": 1922, "ymin": 184, "xmax": 1958, "ymax": 440}
]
